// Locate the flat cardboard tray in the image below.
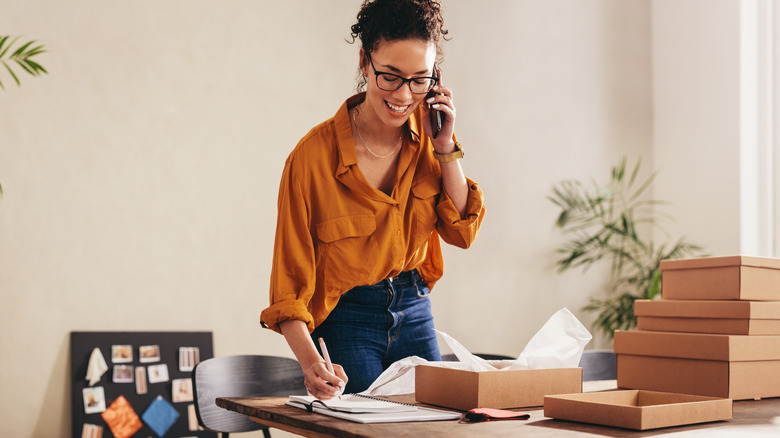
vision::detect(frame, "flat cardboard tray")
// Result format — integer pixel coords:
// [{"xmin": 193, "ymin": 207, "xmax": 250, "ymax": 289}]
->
[
  {"xmin": 543, "ymin": 390, "xmax": 732, "ymax": 430},
  {"xmin": 660, "ymin": 255, "xmax": 780, "ymax": 300},
  {"xmin": 415, "ymin": 364, "xmax": 582, "ymax": 411}
]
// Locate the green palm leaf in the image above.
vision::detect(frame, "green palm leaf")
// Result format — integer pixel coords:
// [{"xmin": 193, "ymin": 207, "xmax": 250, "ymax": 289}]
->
[{"xmin": 0, "ymin": 35, "xmax": 48, "ymax": 90}]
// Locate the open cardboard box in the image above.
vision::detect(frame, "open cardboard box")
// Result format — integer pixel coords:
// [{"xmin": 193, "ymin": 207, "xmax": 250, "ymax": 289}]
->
[
  {"xmin": 660, "ymin": 255, "xmax": 780, "ymax": 300},
  {"xmin": 615, "ymin": 330, "xmax": 780, "ymax": 399},
  {"xmin": 634, "ymin": 299, "xmax": 780, "ymax": 335},
  {"xmin": 544, "ymin": 390, "xmax": 732, "ymax": 430},
  {"xmin": 415, "ymin": 362, "xmax": 582, "ymax": 411}
]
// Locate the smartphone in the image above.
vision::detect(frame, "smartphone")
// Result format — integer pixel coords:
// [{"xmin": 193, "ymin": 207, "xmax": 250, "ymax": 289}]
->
[{"xmin": 428, "ymin": 66, "xmax": 442, "ymax": 139}]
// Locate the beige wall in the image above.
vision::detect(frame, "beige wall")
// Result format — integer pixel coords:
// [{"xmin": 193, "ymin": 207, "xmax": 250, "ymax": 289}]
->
[
  {"xmin": 651, "ymin": 0, "xmax": 742, "ymax": 256},
  {"xmin": 1, "ymin": 1, "xmax": 652, "ymax": 436}
]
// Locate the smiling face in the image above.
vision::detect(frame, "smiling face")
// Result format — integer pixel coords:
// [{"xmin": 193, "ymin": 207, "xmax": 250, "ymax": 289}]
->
[{"xmin": 359, "ymin": 38, "xmax": 437, "ymax": 130}]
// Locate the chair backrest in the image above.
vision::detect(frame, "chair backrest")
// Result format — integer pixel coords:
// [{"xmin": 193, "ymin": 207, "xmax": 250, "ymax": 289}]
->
[
  {"xmin": 474, "ymin": 353, "xmax": 514, "ymax": 361},
  {"xmin": 578, "ymin": 350, "xmax": 617, "ymax": 381},
  {"xmin": 192, "ymin": 355, "xmax": 307, "ymax": 434},
  {"xmin": 443, "ymin": 351, "xmax": 617, "ymax": 381},
  {"xmin": 439, "ymin": 353, "xmax": 514, "ymax": 362}
]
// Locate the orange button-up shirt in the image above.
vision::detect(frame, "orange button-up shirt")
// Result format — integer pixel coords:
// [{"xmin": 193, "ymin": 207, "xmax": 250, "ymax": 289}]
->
[{"xmin": 260, "ymin": 93, "xmax": 486, "ymax": 334}]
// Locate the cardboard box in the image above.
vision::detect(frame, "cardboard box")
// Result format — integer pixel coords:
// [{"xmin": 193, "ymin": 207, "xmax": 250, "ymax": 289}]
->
[
  {"xmin": 660, "ymin": 255, "xmax": 780, "ymax": 300},
  {"xmin": 614, "ymin": 330, "xmax": 780, "ymax": 360},
  {"xmin": 616, "ymin": 354, "xmax": 780, "ymax": 399},
  {"xmin": 634, "ymin": 299, "xmax": 780, "ymax": 335},
  {"xmin": 543, "ymin": 390, "xmax": 732, "ymax": 430},
  {"xmin": 615, "ymin": 330, "xmax": 780, "ymax": 399},
  {"xmin": 414, "ymin": 364, "xmax": 582, "ymax": 411},
  {"xmin": 637, "ymin": 316, "xmax": 780, "ymax": 335}
]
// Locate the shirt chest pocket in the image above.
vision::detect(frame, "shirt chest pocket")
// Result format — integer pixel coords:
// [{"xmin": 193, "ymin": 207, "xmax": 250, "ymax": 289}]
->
[
  {"xmin": 315, "ymin": 214, "xmax": 378, "ymax": 289},
  {"xmin": 411, "ymin": 174, "xmax": 442, "ymax": 249},
  {"xmin": 316, "ymin": 214, "xmax": 377, "ymax": 243}
]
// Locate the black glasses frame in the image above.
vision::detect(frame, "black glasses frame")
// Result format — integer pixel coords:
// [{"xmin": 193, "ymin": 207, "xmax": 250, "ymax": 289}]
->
[{"xmin": 367, "ymin": 55, "xmax": 439, "ymax": 94}]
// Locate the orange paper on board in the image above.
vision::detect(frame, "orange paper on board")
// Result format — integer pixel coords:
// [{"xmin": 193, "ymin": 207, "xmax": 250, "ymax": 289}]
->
[{"xmin": 100, "ymin": 395, "xmax": 142, "ymax": 438}]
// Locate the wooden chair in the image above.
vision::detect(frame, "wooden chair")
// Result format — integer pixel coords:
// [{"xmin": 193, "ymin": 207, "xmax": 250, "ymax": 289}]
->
[
  {"xmin": 578, "ymin": 350, "xmax": 617, "ymax": 381},
  {"xmin": 192, "ymin": 355, "xmax": 307, "ymax": 438}
]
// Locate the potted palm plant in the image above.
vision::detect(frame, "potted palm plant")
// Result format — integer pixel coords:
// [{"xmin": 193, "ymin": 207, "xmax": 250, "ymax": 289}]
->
[{"xmin": 549, "ymin": 158, "xmax": 704, "ymax": 339}]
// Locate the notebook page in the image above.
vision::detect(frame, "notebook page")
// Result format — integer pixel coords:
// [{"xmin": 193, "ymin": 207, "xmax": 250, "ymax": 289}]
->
[{"xmin": 288, "ymin": 394, "xmax": 416, "ymax": 413}]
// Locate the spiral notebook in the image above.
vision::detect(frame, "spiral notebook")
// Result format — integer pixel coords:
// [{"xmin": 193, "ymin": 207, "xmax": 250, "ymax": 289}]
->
[{"xmin": 286, "ymin": 394, "xmax": 461, "ymax": 424}]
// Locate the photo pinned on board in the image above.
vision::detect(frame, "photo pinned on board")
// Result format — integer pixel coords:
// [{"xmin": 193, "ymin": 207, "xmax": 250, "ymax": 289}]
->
[
  {"xmin": 139, "ymin": 345, "xmax": 161, "ymax": 363},
  {"xmin": 147, "ymin": 364, "xmax": 169, "ymax": 384},
  {"xmin": 187, "ymin": 404, "xmax": 203, "ymax": 431},
  {"xmin": 80, "ymin": 423, "xmax": 103, "ymax": 438},
  {"xmin": 111, "ymin": 345, "xmax": 133, "ymax": 363},
  {"xmin": 178, "ymin": 347, "xmax": 200, "ymax": 372},
  {"xmin": 82, "ymin": 387, "xmax": 107, "ymax": 414},
  {"xmin": 112, "ymin": 365, "xmax": 134, "ymax": 383},
  {"xmin": 135, "ymin": 366, "xmax": 148, "ymax": 394},
  {"xmin": 172, "ymin": 378, "xmax": 194, "ymax": 403}
]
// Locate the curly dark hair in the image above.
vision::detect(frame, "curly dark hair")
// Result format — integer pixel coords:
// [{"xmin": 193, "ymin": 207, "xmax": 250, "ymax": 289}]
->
[{"xmin": 349, "ymin": 0, "xmax": 450, "ymax": 91}]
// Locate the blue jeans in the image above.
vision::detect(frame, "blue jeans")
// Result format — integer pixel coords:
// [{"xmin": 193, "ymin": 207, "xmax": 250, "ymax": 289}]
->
[{"xmin": 311, "ymin": 269, "xmax": 441, "ymax": 394}]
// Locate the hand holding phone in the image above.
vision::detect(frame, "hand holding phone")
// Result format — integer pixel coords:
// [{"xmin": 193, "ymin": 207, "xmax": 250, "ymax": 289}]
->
[{"xmin": 428, "ymin": 66, "xmax": 442, "ymax": 139}]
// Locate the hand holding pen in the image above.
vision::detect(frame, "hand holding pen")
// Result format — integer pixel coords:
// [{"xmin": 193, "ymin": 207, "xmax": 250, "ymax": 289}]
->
[{"xmin": 308, "ymin": 337, "xmax": 346, "ymax": 400}]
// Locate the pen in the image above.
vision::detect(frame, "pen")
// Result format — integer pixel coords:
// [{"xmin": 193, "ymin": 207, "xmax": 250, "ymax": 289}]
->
[
  {"xmin": 318, "ymin": 337, "xmax": 343, "ymax": 397},
  {"xmin": 318, "ymin": 337, "xmax": 335, "ymax": 374}
]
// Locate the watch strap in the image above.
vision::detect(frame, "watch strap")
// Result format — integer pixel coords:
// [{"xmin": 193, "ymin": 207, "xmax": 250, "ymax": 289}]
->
[{"xmin": 433, "ymin": 141, "xmax": 464, "ymax": 162}]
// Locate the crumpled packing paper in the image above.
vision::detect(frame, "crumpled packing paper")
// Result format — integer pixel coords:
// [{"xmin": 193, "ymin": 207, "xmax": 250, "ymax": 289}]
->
[
  {"xmin": 360, "ymin": 307, "xmax": 592, "ymax": 396},
  {"xmin": 86, "ymin": 347, "xmax": 108, "ymax": 386}
]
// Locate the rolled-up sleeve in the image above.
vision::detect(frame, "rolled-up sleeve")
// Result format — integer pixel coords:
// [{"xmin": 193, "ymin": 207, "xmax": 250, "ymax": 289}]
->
[
  {"xmin": 434, "ymin": 177, "xmax": 485, "ymax": 249},
  {"xmin": 260, "ymin": 158, "xmax": 318, "ymax": 334}
]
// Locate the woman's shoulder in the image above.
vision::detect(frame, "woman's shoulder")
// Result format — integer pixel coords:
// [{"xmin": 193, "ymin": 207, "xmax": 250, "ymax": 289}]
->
[
  {"xmin": 286, "ymin": 95, "xmax": 356, "ymax": 169},
  {"xmin": 299, "ymin": 117, "xmax": 338, "ymax": 148},
  {"xmin": 287, "ymin": 117, "xmax": 336, "ymax": 158},
  {"xmin": 281, "ymin": 118, "xmax": 342, "ymax": 189}
]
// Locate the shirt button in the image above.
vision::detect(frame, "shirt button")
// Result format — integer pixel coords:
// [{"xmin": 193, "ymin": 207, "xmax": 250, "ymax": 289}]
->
[
  {"xmin": 396, "ymin": 230, "xmax": 401, "ymax": 236},
  {"xmin": 399, "ymin": 259, "xmax": 404, "ymax": 266}
]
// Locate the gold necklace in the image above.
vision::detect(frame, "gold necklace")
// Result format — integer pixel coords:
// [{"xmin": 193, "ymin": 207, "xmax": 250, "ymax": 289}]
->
[{"xmin": 352, "ymin": 109, "xmax": 402, "ymax": 159}]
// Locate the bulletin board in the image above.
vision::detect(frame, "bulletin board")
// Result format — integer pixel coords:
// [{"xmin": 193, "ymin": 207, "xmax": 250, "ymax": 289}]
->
[{"xmin": 70, "ymin": 331, "xmax": 217, "ymax": 438}]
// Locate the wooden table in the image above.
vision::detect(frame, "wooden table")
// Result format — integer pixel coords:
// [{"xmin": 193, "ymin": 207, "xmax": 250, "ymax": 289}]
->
[{"xmin": 216, "ymin": 391, "xmax": 780, "ymax": 437}]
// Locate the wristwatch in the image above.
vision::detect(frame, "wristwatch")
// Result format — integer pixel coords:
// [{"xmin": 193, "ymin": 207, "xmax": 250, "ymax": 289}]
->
[{"xmin": 433, "ymin": 141, "xmax": 464, "ymax": 162}]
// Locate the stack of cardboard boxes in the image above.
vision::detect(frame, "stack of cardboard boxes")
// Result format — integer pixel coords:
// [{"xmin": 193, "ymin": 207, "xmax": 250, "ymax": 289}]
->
[{"xmin": 614, "ymin": 255, "xmax": 780, "ymax": 400}]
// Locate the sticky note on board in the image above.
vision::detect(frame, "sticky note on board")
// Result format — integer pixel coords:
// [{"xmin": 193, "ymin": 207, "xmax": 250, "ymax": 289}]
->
[{"xmin": 142, "ymin": 395, "xmax": 180, "ymax": 437}]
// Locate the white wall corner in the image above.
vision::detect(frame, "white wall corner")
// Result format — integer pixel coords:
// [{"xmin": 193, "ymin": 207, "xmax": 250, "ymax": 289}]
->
[{"xmin": 739, "ymin": 0, "xmax": 776, "ymax": 257}]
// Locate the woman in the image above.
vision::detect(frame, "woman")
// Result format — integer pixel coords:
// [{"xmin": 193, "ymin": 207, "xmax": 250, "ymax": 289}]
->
[{"xmin": 260, "ymin": 0, "xmax": 485, "ymax": 398}]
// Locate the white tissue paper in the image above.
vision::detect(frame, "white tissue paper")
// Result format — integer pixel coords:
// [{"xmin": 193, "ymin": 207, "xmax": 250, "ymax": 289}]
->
[
  {"xmin": 435, "ymin": 330, "xmax": 494, "ymax": 371},
  {"xmin": 507, "ymin": 307, "xmax": 592, "ymax": 370},
  {"xmin": 85, "ymin": 347, "xmax": 108, "ymax": 386},
  {"xmin": 360, "ymin": 307, "xmax": 592, "ymax": 396}
]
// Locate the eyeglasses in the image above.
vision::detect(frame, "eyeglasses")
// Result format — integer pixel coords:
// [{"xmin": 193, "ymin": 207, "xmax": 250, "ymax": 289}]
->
[{"xmin": 367, "ymin": 55, "xmax": 439, "ymax": 94}]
